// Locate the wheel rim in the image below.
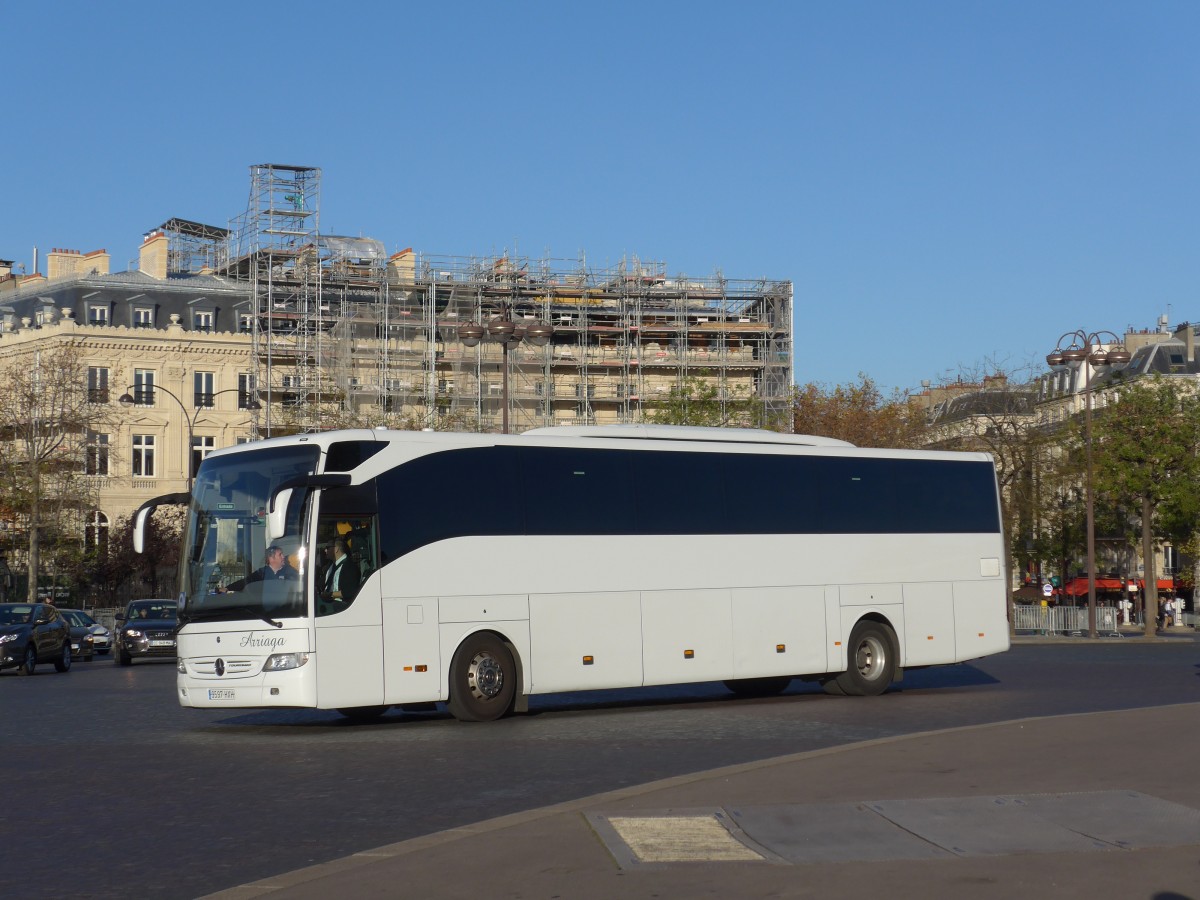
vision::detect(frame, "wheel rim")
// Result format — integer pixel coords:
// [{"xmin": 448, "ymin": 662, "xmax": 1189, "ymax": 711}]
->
[
  {"xmin": 24, "ymin": 648, "xmax": 35, "ymax": 673},
  {"xmin": 855, "ymin": 635, "xmax": 887, "ymax": 681},
  {"xmin": 467, "ymin": 651, "xmax": 505, "ymax": 702}
]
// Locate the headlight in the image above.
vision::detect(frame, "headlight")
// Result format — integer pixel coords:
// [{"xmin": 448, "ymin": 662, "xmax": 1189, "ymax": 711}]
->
[
  {"xmin": 0, "ymin": 633, "xmax": 18, "ymax": 644},
  {"xmin": 263, "ymin": 652, "xmax": 310, "ymax": 672},
  {"xmin": 124, "ymin": 629, "xmax": 144, "ymax": 639}
]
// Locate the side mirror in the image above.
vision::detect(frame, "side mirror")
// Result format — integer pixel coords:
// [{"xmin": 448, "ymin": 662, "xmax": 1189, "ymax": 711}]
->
[
  {"xmin": 133, "ymin": 506, "xmax": 151, "ymax": 554},
  {"xmin": 266, "ymin": 473, "xmax": 351, "ymax": 541},
  {"xmin": 131, "ymin": 492, "xmax": 190, "ymax": 555},
  {"xmin": 267, "ymin": 488, "xmax": 293, "ymax": 542}
]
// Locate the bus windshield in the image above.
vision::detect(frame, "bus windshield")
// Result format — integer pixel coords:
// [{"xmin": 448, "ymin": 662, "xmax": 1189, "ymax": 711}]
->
[{"xmin": 179, "ymin": 444, "xmax": 321, "ymax": 624}]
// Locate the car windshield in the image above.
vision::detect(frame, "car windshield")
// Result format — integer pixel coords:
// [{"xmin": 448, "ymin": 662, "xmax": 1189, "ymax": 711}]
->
[
  {"xmin": 180, "ymin": 443, "xmax": 319, "ymax": 624},
  {"xmin": 0, "ymin": 604, "xmax": 34, "ymax": 626},
  {"xmin": 128, "ymin": 602, "xmax": 177, "ymax": 621}
]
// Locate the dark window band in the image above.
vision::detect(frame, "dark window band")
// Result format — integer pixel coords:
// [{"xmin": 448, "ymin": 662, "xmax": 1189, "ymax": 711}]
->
[{"xmin": 375, "ymin": 446, "xmax": 1000, "ymax": 564}]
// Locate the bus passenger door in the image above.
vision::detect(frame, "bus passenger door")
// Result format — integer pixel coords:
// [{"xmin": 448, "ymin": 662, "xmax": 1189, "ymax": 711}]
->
[{"xmin": 313, "ymin": 508, "xmax": 385, "ymax": 709}]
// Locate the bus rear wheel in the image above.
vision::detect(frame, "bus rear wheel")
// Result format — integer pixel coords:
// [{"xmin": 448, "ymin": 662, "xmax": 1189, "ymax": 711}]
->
[
  {"xmin": 447, "ymin": 633, "xmax": 516, "ymax": 723},
  {"xmin": 830, "ymin": 621, "xmax": 896, "ymax": 696}
]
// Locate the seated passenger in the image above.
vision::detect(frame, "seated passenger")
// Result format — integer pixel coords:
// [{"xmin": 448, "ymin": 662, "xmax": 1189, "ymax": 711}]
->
[{"xmin": 320, "ymin": 537, "xmax": 361, "ymax": 605}]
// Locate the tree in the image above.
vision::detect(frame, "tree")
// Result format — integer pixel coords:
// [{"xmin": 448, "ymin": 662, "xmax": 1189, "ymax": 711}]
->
[
  {"xmin": 1091, "ymin": 376, "xmax": 1200, "ymax": 637},
  {"xmin": 792, "ymin": 374, "xmax": 927, "ymax": 448},
  {"xmin": 70, "ymin": 516, "xmax": 137, "ymax": 608},
  {"xmin": 65, "ymin": 510, "xmax": 184, "ymax": 606},
  {"xmin": 0, "ymin": 342, "xmax": 112, "ymax": 601},
  {"xmin": 647, "ymin": 372, "xmax": 776, "ymax": 429},
  {"xmin": 922, "ymin": 369, "xmax": 1040, "ymax": 632}
]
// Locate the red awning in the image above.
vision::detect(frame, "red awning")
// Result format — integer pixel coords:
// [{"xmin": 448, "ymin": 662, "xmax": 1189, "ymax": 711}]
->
[
  {"xmin": 1136, "ymin": 578, "xmax": 1176, "ymax": 592},
  {"xmin": 1062, "ymin": 576, "xmax": 1175, "ymax": 596},
  {"xmin": 1062, "ymin": 577, "xmax": 1126, "ymax": 597}
]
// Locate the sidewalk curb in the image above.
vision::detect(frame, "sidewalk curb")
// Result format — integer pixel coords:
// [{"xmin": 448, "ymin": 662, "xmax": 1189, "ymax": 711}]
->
[{"xmin": 198, "ymin": 702, "xmax": 1200, "ymax": 899}]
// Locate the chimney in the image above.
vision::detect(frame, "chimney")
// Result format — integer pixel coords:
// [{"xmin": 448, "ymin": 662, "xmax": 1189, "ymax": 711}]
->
[
  {"xmin": 47, "ymin": 248, "xmax": 82, "ymax": 280},
  {"xmin": 83, "ymin": 248, "xmax": 110, "ymax": 275},
  {"xmin": 388, "ymin": 248, "xmax": 415, "ymax": 286},
  {"xmin": 139, "ymin": 231, "xmax": 168, "ymax": 279},
  {"xmin": 1176, "ymin": 322, "xmax": 1196, "ymax": 364}
]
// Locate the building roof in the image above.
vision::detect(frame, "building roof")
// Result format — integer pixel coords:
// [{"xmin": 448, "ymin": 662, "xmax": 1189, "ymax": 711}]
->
[
  {"xmin": 1118, "ymin": 335, "xmax": 1200, "ymax": 377},
  {"xmin": 927, "ymin": 388, "xmax": 1036, "ymax": 424},
  {"xmin": 0, "ymin": 269, "xmax": 251, "ymax": 334}
]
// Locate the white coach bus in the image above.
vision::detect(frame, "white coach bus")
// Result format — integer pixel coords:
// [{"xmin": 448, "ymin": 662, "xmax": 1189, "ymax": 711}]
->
[{"xmin": 135, "ymin": 424, "xmax": 1010, "ymax": 722}]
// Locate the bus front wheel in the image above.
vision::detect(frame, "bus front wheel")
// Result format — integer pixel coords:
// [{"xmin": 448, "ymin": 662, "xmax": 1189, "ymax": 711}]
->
[
  {"xmin": 447, "ymin": 633, "xmax": 516, "ymax": 723},
  {"xmin": 830, "ymin": 621, "xmax": 896, "ymax": 696}
]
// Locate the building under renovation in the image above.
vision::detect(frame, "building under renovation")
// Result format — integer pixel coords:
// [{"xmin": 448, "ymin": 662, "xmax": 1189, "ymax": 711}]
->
[
  {"xmin": 204, "ymin": 164, "xmax": 793, "ymax": 435},
  {"xmin": 0, "ymin": 163, "xmax": 794, "ymax": 535}
]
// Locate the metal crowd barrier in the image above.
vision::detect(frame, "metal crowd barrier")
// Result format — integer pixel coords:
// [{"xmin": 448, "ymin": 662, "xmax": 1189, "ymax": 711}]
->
[{"xmin": 1013, "ymin": 604, "xmax": 1121, "ymax": 636}]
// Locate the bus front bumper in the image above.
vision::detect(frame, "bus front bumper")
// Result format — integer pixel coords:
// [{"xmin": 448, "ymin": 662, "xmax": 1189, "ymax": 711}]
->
[{"xmin": 177, "ymin": 655, "xmax": 317, "ymax": 708}]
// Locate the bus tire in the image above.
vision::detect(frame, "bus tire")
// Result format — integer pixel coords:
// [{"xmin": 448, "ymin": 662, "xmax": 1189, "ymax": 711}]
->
[
  {"xmin": 723, "ymin": 676, "xmax": 792, "ymax": 697},
  {"xmin": 447, "ymin": 633, "xmax": 516, "ymax": 723},
  {"xmin": 820, "ymin": 677, "xmax": 846, "ymax": 696},
  {"xmin": 832, "ymin": 621, "xmax": 896, "ymax": 696}
]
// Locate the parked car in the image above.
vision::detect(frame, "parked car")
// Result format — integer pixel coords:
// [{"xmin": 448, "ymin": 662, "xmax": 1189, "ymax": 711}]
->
[
  {"xmin": 59, "ymin": 609, "xmax": 112, "ymax": 659},
  {"xmin": 0, "ymin": 602, "xmax": 72, "ymax": 675},
  {"xmin": 115, "ymin": 599, "xmax": 178, "ymax": 666}
]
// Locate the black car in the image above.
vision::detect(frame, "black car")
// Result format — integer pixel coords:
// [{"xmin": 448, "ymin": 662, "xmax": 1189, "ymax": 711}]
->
[
  {"xmin": 115, "ymin": 599, "xmax": 178, "ymax": 666},
  {"xmin": 0, "ymin": 602, "xmax": 72, "ymax": 675}
]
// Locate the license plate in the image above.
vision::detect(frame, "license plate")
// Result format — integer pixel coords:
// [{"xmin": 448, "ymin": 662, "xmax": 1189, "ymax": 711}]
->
[
  {"xmin": 150, "ymin": 640, "xmax": 174, "ymax": 647},
  {"xmin": 208, "ymin": 689, "xmax": 236, "ymax": 700}
]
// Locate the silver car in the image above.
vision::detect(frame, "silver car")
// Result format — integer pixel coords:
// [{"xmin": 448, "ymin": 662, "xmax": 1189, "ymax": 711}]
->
[{"xmin": 60, "ymin": 609, "xmax": 112, "ymax": 657}]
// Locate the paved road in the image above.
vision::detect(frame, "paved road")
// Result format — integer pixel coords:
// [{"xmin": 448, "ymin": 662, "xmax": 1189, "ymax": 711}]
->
[{"xmin": 4, "ymin": 637, "xmax": 1198, "ymax": 899}]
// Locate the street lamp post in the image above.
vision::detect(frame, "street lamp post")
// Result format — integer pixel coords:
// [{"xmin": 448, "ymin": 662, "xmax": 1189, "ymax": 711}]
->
[
  {"xmin": 1046, "ymin": 330, "xmax": 1131, "ymax": 638},
  {"xmin": 119, "ymin": 385, "xmax": 261, "ymax": 492},
  {"xmin": 458, "ymin": 305, "xmax": 554, "ymax": 434}
]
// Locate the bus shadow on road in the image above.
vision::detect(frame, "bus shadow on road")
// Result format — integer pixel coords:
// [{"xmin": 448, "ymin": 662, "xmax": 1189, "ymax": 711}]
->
[
  {"xmin": 203, "ymin": 662, "xmax": 1000, "ymax": 730},
  {"xmin": 890, "ymin": 663, "xmax": 1001, "ymax": 692}
]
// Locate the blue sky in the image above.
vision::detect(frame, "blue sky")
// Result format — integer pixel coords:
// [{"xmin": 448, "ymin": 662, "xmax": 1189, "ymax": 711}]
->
[{"xmin": 2, "ymin": 1, "xmax": 1196, "ymax": 393}]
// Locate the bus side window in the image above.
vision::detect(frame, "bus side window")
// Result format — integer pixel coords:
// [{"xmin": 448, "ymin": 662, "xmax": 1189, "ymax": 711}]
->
[
  {"xmin": 343, "ymin": 530, "xmax": 374, "ymax": 581},
  {"xmin": 316, "ymin": 517, "xmax": 377, "ymax": 616}
]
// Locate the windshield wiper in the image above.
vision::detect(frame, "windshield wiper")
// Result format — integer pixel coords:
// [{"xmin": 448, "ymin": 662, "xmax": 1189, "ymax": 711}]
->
[
  {"xmin": 187, "ymin": 604, "xmax": 284, "ymax": 629},
  {"xmin": 229, "ymin": 606, "xmax": 283, "ymax": 628}
]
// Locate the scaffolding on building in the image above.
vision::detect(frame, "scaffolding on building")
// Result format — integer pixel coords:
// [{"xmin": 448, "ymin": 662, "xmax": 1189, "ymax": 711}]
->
[
  {"xmin": 402, "ymin": 253, "xmax": 793, "ymax": 433},
  {"xmin": 216, "ymin": 163, "xmax": 792, "ymax": 436},
  {"xmin": 157, "ymin": 218, "xmax": 230, "ymax": 276},
  {"xmin": 218, "ymin": 164, "xmax": 333, "ymax": 433}
]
